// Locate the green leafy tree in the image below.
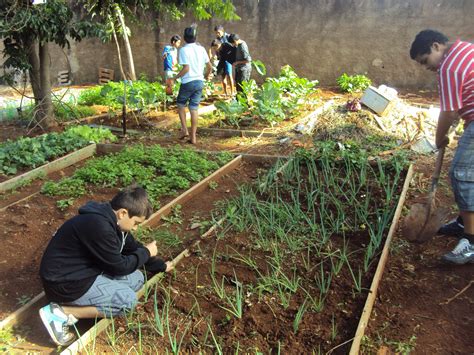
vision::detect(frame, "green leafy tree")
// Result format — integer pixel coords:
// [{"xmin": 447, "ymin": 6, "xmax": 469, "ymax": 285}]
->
[
  {"xmin": 0, "ymin": 0, "xmax": 238, "ymax": 130},
  {"xmin": 83, "ymin": 0, "xmax": 240, "ymax": 81},
  {"xmin": 0, "ymin": 0, "xmax": 104, "ymax": 129}
]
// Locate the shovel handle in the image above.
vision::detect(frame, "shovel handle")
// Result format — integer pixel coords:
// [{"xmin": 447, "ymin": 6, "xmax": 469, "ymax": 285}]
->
[{"xmin": 430, "ymin": 147, "xmax": 446, "ymax": 194}]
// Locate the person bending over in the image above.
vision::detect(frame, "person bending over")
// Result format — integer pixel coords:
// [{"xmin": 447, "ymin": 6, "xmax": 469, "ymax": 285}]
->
[
  {"xmin": 39, "ymin": 186, "xmax": 173, "ymax": 345},
  {"xmin": 410, "ymin": 29, "xmax": 474, "ymax": 264}
]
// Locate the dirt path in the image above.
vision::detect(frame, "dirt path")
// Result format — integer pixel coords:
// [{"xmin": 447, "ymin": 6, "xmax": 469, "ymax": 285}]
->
[{"xmin": 365, "ymin": 149, "xmax": 474, "ymax": 354}]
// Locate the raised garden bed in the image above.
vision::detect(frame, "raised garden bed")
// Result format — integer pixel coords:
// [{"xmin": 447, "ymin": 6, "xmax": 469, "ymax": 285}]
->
[
  {"xmin": 0, "ymin": 153, "xmax": 246, "ymax": 353},
  {"xmin": 83, "ymin": 103, "xmax": 218, "ymax": 134},
  {"xmin": 0, "ymin": 126, "xmax": 116, "ymax": 187},
  {"xmin": 63, "ymin": 149, "xmax": 412, "ymax": 354},
  {"xmin": 199, "ymin": 66, "xmax": 319, "ymax": 135},
  {"xmin": 0, "ymin": 144, "xmax": 233, "ymax": 326}
]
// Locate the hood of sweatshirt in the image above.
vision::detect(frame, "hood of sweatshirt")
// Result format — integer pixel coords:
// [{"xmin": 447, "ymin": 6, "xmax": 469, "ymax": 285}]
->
[{"xmin": 78, "ymin": 201, "xmax": 117, "ymax": 228}]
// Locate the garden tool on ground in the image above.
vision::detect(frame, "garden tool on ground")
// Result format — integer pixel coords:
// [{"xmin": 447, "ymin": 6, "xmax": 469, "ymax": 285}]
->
[{"xmin": 403, "ymin": 147, "xmax": 448, "ymax": 243}]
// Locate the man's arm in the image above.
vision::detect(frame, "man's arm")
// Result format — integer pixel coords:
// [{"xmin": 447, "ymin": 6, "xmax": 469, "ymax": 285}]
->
[
  {"xmin": 436, "ymin": 110, "xmax": 458, "ymax": 148},
  {"xmin": 173, "ymin": 64, "xmax": 189, "ymax": 80},
  {"xmin": 233, "ymin": 43, "xmax": 251, "ymax": 66},
  {"xmin": 204, "ymin": 61, "xmax": 212, "ymax": 79}
]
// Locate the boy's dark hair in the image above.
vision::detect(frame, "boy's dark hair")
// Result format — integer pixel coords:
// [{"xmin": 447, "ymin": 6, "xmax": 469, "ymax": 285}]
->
[
  {"xmin": 170, "ymin": 34, "xmax": 181, "ymax": 44},
  {"xmin": 214, "ymin": 25, "xmax": 224, "ymax": 32},
  {"xmin": 211, "ymin": 39, "xmax": 222, "ymax": 47},
  {"xmin": 184, "ymin": 25, "xmax": 197, "ymax": 43},
  {"xmin": 228, "ymin": 33, "xmax": 240, "ymax": 43},
  {"xmin": 410, "ymin": 29, "xmax": 449, "ymax": 60},
  {"xmin": 110, "ymin": 186, "xmax": 153, "ymax": 219}
]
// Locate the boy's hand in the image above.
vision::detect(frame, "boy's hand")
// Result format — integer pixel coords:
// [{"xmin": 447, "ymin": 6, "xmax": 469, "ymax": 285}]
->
[
  {"xmin": 145, "ymin": 241, "xmax": 158, "ymax": 257},
  {"xmin": 436, "ymin": 135, "xmax": 449, "ymax": 149},
  {"xmin": 165, "ymin": 261, "xmax": 175, "ymax": 272}
]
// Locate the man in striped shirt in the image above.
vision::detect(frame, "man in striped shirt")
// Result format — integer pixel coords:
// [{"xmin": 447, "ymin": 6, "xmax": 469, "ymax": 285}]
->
[{"xmin": 410, "ymin": 29, "xmax": 474, "ymax": 264}]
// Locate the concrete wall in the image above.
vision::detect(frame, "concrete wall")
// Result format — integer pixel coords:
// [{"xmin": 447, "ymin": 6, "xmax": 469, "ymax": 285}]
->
[{"xmin": 42, "ymin": 0, "xmax": 474, "ymax": 89}]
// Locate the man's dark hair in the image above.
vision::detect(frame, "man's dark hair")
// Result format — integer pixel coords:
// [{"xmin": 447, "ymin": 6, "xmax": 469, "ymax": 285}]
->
[
  {"xmin": 410, "ymin": 29, "xmax": 449, "ymax": 60},
  {"xmin": 214, "ymin": 25, "xmax": 224, "ymax": 32},
  {"xmin": 184, "ymin": 25, "xmax": 197, "ymax": 43},
  {"xmin": 170, "ymin": 34, "xmax": 181, "ymax": 44},
  {"xmin": 211, "ymin": 39, "xmax": 222, "ymax": 47},
  {"xmin": 228, "ymin": 33, "xmax": 240, "ymax": 44},
  {"xmin": 110, "ymin": 186, "xmax": 153, "ymax": 219}
]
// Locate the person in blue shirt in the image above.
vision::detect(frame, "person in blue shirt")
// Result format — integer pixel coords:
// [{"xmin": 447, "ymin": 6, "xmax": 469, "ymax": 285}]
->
[{"xmin": 162, "ymin": 35, "xmax": 181, "ymax": 80}]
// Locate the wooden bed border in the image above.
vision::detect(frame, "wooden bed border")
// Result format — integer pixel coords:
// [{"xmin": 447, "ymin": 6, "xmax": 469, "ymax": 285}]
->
[
  {"xmin": 349, "ymin": 164, "xmax": 415, "ymax": 354},
  {"xmin": 0, "ymin": 144, "xmax": 97, "ymax": 194}
]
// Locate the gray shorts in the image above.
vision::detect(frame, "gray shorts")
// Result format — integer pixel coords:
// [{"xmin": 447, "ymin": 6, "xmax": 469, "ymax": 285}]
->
[
  {"xmin": 67, "ymin": 270, "xmax": 144, "ymax": 316},
  {"xmin": 449, "ymin": 122, "xmax": 474, "ymax": 211}
]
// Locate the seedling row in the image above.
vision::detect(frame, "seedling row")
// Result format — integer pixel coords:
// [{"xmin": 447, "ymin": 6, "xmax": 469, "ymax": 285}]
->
[
  {"xmin": 0, "ymin": 144, "xmax": 232, "ymax": 321},
  {"xmin": 77, "ymin": 148, "xmax": 408, "ymax": 354}
]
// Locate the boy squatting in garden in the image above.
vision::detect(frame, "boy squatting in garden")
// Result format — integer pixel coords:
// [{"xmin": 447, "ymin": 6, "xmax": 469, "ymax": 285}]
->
[
  {"xmin": 410, "ymin": 29, "xmax": 474, "ymax": 264},
  {"xmin": 39, "ymin": 186, "xmax": 174, "ymax": 346}
]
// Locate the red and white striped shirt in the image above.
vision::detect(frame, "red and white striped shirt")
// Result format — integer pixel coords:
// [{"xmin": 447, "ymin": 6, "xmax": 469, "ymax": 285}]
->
[{"xmin": 438, "ymin": 39, "xmax": 474, "ymax": 122}]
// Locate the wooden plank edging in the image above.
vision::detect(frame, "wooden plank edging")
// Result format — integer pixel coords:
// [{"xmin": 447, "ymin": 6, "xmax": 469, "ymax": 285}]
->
[
  {"xmin": 0, "ymin": 144, "xmax": 97, "ymax": 193},
  {"xmin": 0, "ymin": 154, "xmax": 242, "ymax": 336},
  {"xmin": 144, "ymin": 155, "xmax": 242, "ymax": 228},
  {"xmin": 348, "ymin": 164, "xmax": 415, "ymax": 354},
  {"xmin": 197, "ymin": 127, "xmax": 279, "ymax": 138},
  {"xmin": 57, "ymin": 152, "xmax": 238, "ymax": 354},
  {"xmin": 0, "ymin": 292, "xmax": 46, "ymax": 330}
]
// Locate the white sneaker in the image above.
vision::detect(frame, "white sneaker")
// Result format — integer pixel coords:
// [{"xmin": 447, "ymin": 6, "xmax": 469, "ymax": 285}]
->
[
  {"xmin": 39, "ymin": 303, "xmax": 78, "ymax": 346},
  {"xmin": 442, "ymin": 238, "xmax": 474, "ymax": 265}
]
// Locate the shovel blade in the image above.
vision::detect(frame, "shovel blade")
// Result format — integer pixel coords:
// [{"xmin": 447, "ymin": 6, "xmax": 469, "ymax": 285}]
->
[
  {"xmin": 417, "ymin": 207, "xmax": 449, "ymax": 243},
  {"xmin": 402, "ymin": 203, "xmax": 448, "ymax": 243}
]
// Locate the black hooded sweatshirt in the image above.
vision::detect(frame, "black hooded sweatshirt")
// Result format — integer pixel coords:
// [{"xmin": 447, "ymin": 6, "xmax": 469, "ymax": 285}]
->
[{"xmin": 40, "ymin": 201, "xmax": 151, "ymax": 303}]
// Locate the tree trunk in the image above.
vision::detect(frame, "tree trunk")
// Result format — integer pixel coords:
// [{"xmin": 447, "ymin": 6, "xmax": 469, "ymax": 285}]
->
[
  {"xmin": 115, "ymin": 5, "xmax": 136, "ymax": 81},
  {"xmin": 38, "ymin": 42, "xmax": 56, "ymax": 129},
  {"xmin": 27, "ymin": 40, "xmax": 41, "ymax": 106},
  {"xmin": 109, "ymin": 16, "xmax": 127, "ymax": 80}
]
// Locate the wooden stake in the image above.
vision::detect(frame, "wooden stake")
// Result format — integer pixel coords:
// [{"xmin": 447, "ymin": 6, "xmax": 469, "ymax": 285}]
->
[{"xmin": 440, "ymin": 280, "xmax": 473, "ymax": 305}]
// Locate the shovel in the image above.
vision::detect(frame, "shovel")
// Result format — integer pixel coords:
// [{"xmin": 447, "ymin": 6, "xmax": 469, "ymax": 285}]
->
[{"xmin": 403, "ymin": 146, "xmax": 448, "ymax": 243}]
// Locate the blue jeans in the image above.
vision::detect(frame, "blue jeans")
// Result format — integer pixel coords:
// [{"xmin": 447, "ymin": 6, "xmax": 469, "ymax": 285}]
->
[
  {"xmin": 177, "ymin": 80, "xmax": 204, "ymax": 111},
  {"xmin": 450, "ymin": 122, "xmax": 474, "ymax": 211}
]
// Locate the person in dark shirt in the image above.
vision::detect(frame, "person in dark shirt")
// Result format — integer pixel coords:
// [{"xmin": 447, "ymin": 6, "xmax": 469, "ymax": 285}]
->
[
  {"xmin": 228, "ymin": 33, "xmax": 252, "ymax": 93},
  {"xmin": 210, "ymin": 39, "xmax": 236, "ymax": 97},
  {"xmin": 39, "ymin": 186, "xmax": 173, "ymax": 346},
  {"xmin": 214, "ymin": 24, "xmax": 230, "ymax": 44}
]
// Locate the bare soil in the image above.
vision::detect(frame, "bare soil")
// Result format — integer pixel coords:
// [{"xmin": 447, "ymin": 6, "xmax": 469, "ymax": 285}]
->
[
  {"xmin": 364, "ymin": 149, "xmax": 474, "ymax": 354},
  {"xmin": 0, "ymin": 87, "xmax": 471, "ymax": 354},
  {"xmin": 88, "ymin": 161, "xmax": 402, "ymax": 354}
]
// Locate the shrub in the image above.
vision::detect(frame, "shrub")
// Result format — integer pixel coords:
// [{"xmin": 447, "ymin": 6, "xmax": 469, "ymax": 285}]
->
[{"xmin": 337, "ymin": 73, "xmax": 372, "ymax": 93}]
